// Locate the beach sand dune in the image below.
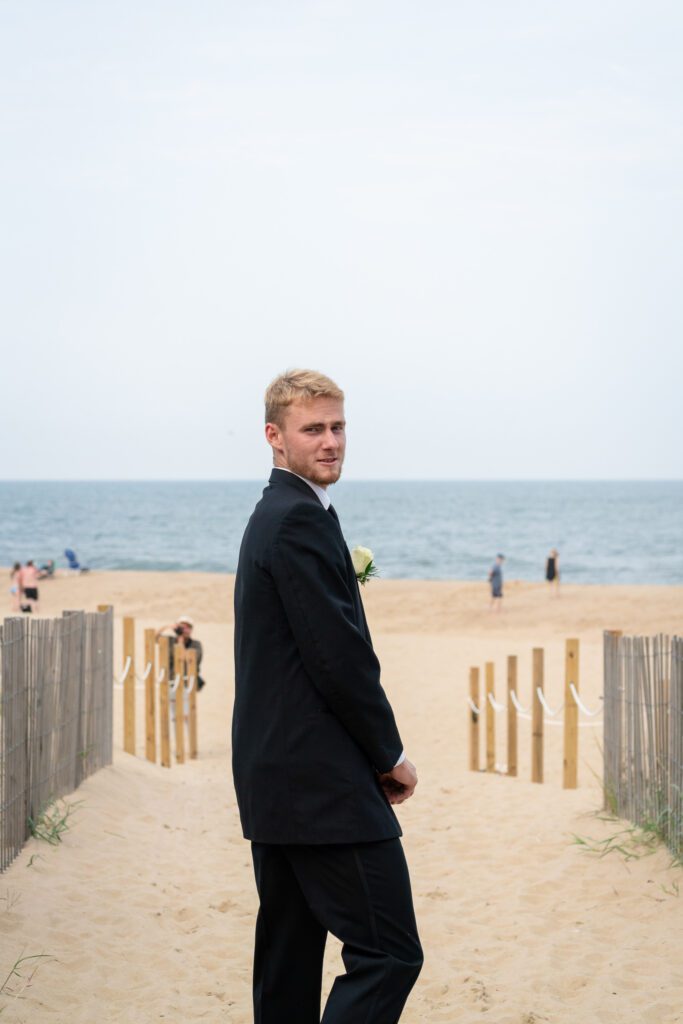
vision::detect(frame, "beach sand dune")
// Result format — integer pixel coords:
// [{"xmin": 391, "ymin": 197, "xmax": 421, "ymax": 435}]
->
[{"xmin": 1, "ymin": 573, "xmax": 682, "ymax": 1023}]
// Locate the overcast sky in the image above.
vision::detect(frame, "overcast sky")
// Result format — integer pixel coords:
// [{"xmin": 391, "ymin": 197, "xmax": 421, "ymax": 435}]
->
[{"xmin": 2, "ymin": 1, "xmax": 681, "ymax": 480}]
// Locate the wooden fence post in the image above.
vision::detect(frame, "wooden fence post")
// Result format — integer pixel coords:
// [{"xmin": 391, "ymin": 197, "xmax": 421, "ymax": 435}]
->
[
  {"xmin": 186, "ymin": 648, "xmax": 198, "ymax": 760},
  {"xmin": 144, "ymin": 628, "xmax": 157, "ymax": 764},
  {"xmin": 485, "ymin": 661, "xmax": 495, "ymax": 772},
  {"xmin": 563, "ymin": 638, "xmax": 579, "ymax": 789},
  {"xmin": 123, "ymin": 617, "xmax": 135, "ymax": 756},
  {"xmin": 532, "ymin": 647, "xmax": 544, "ymax": 783},
  {"xmin": 604, "ymin": 629, "xmax": 623, "ymax": 809},
  {"xmin": 469, "ymin": 667, "xmax": 480, "ymax": 771},
  {"xmin": 158, "ymin": 636, "xmax": 171, "ymax": 768},
  {"xmin": 507, "ymin": 655, "xmax": 518, "ymax": 777},
  {"xmin": 97, "ymin": 604, "xmax": 112, "ymax": 613},
  {"xmin": 174, "ymin": 643, "xmax": 186, "ymax": 764}
]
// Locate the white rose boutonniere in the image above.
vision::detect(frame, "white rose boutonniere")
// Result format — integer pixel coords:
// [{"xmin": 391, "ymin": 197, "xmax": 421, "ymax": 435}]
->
[{"xmin": 351, "ymin": 545, "xmax": 378, "ymax": 586}]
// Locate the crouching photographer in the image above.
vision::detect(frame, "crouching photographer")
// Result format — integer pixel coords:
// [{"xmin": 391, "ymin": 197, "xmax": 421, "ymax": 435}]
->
[{"xmin": 155, "ymin": 615, "xmax": 206, "ymax": 694}]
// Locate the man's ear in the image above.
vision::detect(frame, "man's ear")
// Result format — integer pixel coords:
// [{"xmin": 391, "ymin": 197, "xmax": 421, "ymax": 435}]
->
[
  {"xmin": 265, "ymin": 422, "xmax": 284, "ymax": 461},
  {"xmin": 265, "ymin": 422, "xmax": 281, "ymax": 448}
]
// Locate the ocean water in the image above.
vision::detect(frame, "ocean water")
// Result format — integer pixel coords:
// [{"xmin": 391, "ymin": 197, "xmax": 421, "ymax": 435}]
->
[{"xmin": 0, "ymin": 480, "xmax": 681, "ymax": 584}]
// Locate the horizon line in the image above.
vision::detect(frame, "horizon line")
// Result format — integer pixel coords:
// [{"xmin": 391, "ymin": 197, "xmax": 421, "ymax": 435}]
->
[{"xmin": 1, "ymin": 477, "xmax": 682, "ymax": 485}]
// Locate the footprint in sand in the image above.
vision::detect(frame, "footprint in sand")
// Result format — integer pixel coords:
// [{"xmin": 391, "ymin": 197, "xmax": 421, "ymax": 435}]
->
[
  {"xmin": 210, "ymin": 899, "xmax": 237, "ymax": 913},
  {"xmin": 463, "ymin": 975, "xmax": 491, "ymax": 1007},
  {"xmin": 423, "ymin": 887, "xmax": 449, "ymax": 901}
]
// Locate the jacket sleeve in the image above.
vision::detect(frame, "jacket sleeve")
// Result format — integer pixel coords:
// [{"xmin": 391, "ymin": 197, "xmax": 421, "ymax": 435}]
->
[{"xmin": 271, "ymin": 501, "xmax": 403, "ymax": 773}]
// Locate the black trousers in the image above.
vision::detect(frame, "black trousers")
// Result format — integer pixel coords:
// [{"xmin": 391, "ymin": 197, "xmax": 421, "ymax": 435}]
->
[{"xmin": 250, "ymin": 838, "xmax": 423, "ymax": 1024}]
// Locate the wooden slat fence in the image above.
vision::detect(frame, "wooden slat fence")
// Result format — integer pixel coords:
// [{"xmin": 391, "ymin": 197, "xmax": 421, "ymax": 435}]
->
[
  {"xmin": 603, "ymin": 632, "xmax": 683, "ymax": 860},
  {"xmin": 0, "ymin": 608, "xmax": 113, "ymax": 873}
]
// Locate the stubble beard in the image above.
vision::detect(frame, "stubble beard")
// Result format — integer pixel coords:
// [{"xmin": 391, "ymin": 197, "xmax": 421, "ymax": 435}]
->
[
  {"xmin": 308, "ymin": 460, "xmax": 343, "ymax": 488},
  {"xmin": 288, "ymin": 453, "xmax": 344, "ymax": 488}
]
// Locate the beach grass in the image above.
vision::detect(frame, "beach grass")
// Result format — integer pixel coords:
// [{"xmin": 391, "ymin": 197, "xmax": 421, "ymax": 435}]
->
[
  {"xmin": 28, "ymin": 799, "xmax": 81, "ymax": 846},
  {"xmin": 0, "ymin": 953, "xmax": 53, "ymax": 1015}
]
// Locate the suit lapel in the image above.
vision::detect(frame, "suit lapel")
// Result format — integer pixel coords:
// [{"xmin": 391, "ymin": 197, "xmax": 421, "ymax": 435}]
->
[
  {"xmin": 329, "ymin": 505, "xmax": 371, "ymax": 642},
  {"xmin": 328, "ymin": 506, "xmax": 356, "ymax": 587},
  {"xmin": 268, "ymin": 475, "xmax": 370, "ymax": 643}
]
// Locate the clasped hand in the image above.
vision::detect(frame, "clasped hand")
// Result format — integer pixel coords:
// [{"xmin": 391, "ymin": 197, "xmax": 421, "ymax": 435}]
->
[{"xmin": 378, "ymin": 757, "xmax": 418, "ymax": 805}]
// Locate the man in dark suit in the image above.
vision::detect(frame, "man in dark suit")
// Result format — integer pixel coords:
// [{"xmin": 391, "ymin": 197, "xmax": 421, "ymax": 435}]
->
[{"xmin": 232, "ymin": 368, "xmax": 423, "ymax": 1024}]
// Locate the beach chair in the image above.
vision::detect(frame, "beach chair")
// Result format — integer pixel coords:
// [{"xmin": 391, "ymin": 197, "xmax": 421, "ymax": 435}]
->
[{"xmin": 64, "ymin": 549, "xmax": 90, "ymax": 573}]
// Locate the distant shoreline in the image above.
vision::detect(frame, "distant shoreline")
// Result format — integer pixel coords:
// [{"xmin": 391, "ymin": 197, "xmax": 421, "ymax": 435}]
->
[
  {"xmin": 4, "ymin": 566, "xmax": 682, "ymax": 589},
  {"xmin": 1, "ymin": 478, "xmax": 683, "ymax": 484}
]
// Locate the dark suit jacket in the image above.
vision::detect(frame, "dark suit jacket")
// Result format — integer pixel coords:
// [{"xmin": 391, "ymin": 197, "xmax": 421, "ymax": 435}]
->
[{"xmin": 232, "ymin": 468, "xmax": 403, "ymax": 844}]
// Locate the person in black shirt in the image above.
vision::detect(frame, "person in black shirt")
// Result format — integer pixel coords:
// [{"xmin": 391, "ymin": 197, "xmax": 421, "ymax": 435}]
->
[
  {"xmin": 155, "ymin": 615, "xmax": 205, "ymax": 701},
  {"xmin": 545, "ymin": 549, "xmax": 560, "ymax": 593}
]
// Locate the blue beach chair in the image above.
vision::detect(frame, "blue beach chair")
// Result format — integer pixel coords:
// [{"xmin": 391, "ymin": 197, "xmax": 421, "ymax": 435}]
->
[{"xmin": 64, "ymin": 549, "xmax": 90, "ymax": 573}]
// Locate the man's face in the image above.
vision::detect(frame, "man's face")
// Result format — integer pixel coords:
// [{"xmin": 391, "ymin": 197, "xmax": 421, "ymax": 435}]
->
[{"xmin": 266, "ymin": 397, "xmax": 346, "ymax": 487}]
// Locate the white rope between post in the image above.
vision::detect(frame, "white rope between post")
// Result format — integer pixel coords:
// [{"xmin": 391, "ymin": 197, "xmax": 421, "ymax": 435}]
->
[
  {"xmin": 487, "ymin": 693, "xmax": 506, "ymax": 712},
  {"xmin": 169, "ymin": 674, "xmax": 181, "ymax": 695},
  {"xmin": 117, "ymin": 656, "xmax": 131, "ymax": 685},
  {"xmin": 509, "ymin": 690, "xmax": 529, "ymax": 714},
  {"xmin": 465, "ymin": 691, "xmax": 601, "ymax": 727},
  {"xmin": 536, "ymin": 688, "xmax": 563, "ymax": 718},
  {"xmin": 157, "ymin": 667, "xmax": 166, "ymax": 684},
  {"xmin": 141, "ymin": 661, "xmax": 153, "ymax": 682},
  {"xmin": 569, "ymin": 683, "xmax": 602, "ymax": 717},
  {"xmin": 186, "ymin": 675, "xmax": 196, "ymax": 694}
]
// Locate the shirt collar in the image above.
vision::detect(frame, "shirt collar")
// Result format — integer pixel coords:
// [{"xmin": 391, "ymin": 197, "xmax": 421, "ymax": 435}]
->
[{"xmin": 273, "ymin": 467, "xmax": 331, "ymax": 509}]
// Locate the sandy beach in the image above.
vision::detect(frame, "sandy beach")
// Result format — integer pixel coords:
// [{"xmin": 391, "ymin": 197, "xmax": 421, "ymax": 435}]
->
[{"xmin": 1, "ymin": 571, "xmax": 682, "ymax": 1023}]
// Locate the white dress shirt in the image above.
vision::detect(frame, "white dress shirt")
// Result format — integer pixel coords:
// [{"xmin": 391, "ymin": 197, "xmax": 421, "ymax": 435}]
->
[{"xmin": 272, "ymin": 467, "xmax": 405, "ymax": 770}]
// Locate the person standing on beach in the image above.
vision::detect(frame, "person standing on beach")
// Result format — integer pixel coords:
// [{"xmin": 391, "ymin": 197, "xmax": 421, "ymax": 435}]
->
[
  {"xmin": 232, "ymin": 369, "xmax": 423, "ymax": 1024},
  {"xmin": 488, "ymin": 553, "xmax": 505, "ymax": 612},
  {"xmin": 19, "ymin": 559, "xmax": 40, "ymax": 613},
  {"xmin": 545, "ymin": 548, "xmax": 560, "ymax": 593}
]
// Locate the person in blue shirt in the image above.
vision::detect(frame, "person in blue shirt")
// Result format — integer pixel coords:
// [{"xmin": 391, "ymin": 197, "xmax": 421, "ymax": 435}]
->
[{"xmin": 488, "ymin": 553, "xmax": 505, "ymax": 612}]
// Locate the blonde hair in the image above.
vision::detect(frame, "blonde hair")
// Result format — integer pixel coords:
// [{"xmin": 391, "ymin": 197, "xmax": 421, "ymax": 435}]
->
[{"xmin": 265, "ymin": 369, "xmax": 344, "ymax": 426}]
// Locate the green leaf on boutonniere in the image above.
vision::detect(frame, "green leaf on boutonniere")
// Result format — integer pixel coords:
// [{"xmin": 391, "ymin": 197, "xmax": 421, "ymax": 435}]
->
[{"xmin": 351, "ymin": 546, "xmax": 379, "ymax": 586}]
